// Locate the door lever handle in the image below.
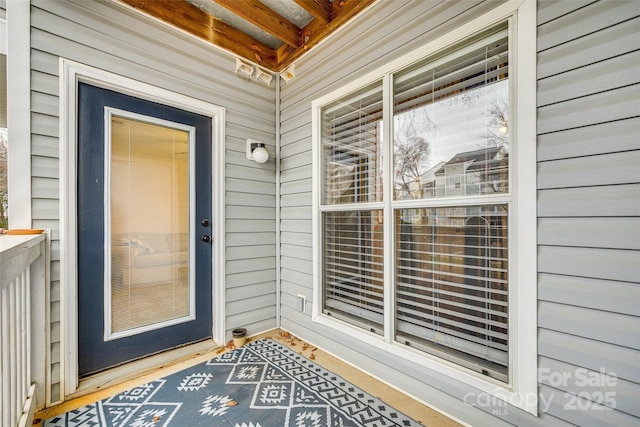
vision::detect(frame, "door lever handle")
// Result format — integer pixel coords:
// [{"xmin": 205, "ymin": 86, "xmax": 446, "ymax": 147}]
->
[{"xmin": 201, "ymin": 234, "xmax": 212, "ymax": 243}]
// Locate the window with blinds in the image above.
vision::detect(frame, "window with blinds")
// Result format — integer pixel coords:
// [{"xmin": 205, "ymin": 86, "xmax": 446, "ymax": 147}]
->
[
  {"xmin": 320, "ymin": 80, "xmax": 385, "ymax": 333},
  {"xmin": 393, "ymin": 24, "xmax": 509, "ymax": 201},
  {"xmin": 318, "ymin": 22, "xmax": 512, "ymax": 382},
  {"xmin": 392, "ymin": 23, "xmax": 510, "ymax": 380},
  {"xmin": 323, "ymin": 210, "xmax": 384, "ymax": 334},
  {"xmin": 395, "ymin": 205, "xmax": 509, "ymax": 381},
  {"xmin": 321, "ymin": 80, "xmax": 383, "ymax": 205}
]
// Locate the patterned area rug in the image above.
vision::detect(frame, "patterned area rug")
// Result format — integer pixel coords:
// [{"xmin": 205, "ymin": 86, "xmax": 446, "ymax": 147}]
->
[{"xmin": 45, "ymin": 338, "xmax": 421, "ymax": 426}]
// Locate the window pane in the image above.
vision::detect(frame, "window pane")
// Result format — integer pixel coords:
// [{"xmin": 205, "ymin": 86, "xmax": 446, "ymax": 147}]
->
[
  {"xmin": 110, "ymin": 116, "xmax": 190, "ymax": 334},
  {"xmin": 321, "ymin": 81, "xmax": 383, "ymax": 205},
  {"xmin": 395, "ymin": 205, "xmax": 508, "ymax": 381},
  {"xmin": 323, "ymin": 210, "xmax": 384, "ymax": 334},
  {"xmin": 393, "ymin": 25, "xmax": 509, "ymax": 200}
]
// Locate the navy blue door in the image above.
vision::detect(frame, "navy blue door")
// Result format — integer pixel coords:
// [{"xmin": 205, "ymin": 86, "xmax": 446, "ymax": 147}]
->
[{"xmin": 77, "ymin": 82, "xmax": 213, "ymax": 377}]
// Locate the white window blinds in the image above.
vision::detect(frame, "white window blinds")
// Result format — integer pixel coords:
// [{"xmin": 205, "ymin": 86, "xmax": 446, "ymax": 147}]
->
[
  {"xmin": 323, "ymin": 210, "xmax": 384, "ymax": 334},
  {"xmin": 321, "ymin": 81, "xmax": 383, "ymax": 205},
  {"xmin": 391, "ymin": 23, "xmax": 510, "ymax": 380},
  {"xmin": 395, "ymin": 206, "xmax": 509, "ymax": 381}
]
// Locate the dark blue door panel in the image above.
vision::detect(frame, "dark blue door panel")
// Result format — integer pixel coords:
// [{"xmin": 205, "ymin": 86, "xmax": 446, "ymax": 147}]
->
[{"xmin": 77, "ymin": 82, "xmax": 212, "ymax": 376}]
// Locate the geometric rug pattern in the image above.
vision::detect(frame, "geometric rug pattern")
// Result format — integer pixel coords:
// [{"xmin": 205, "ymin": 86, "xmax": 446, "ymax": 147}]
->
[{"xmin": 45, "ymin": 338, "xmax": 421, "ymax": 426}]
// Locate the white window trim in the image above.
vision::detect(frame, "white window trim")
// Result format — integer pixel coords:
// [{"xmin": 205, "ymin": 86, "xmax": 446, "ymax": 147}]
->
[
  {"xmin": 60, "ymin": 59, "xmax": 226, "ymax": 397},
  {"xmin": 311, "ymin": 0, "xmax": 537, "ymax": 415}
]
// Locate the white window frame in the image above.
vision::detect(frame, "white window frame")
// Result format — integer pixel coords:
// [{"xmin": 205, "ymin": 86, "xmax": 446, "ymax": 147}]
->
[{"xmin": 311, "ymin": 1, "xmax": 537, "ymax": 415}]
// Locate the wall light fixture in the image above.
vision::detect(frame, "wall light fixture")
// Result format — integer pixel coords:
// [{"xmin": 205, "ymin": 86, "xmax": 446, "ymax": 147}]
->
[{"xmin": 246, "ymin": 139, "xmax": 269, "ymax": 163}]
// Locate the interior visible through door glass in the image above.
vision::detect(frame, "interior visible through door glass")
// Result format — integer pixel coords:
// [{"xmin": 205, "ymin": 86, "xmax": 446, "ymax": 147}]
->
[{"xmin": 109, "ymin": 115, "xmax": 190, "ymax": 334}]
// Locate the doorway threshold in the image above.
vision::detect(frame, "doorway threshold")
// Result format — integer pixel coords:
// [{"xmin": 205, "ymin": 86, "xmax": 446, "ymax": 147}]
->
[{"xmin": 70, "ymin": 338, "xmax": 218, "ymax": 400}]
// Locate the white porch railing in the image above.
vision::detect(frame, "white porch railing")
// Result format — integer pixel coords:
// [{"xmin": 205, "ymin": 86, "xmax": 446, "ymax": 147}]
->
[{"xmin": 0, "ymin": 231, "xmax": 48, "ymax": 427}]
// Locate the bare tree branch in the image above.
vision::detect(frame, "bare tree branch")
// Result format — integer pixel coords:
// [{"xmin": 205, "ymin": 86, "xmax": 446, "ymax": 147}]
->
[{"xmin": 393, "ymin": 110, "xmax": 435, "ymax": 196}]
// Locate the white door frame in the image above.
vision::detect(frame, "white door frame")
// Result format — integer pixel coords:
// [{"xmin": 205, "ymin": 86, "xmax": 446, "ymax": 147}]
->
[{"xmin": 60, "ymin": 59, "xmax": 226, "ymax": 396}]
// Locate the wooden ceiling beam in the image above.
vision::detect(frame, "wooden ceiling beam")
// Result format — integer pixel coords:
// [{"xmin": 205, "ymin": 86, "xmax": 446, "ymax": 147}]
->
[
  {"xmin": 293, "ymin": 0, "xmax": 332, "ymax": 23},
  {"xmin": 277, "ymin": 0, "xmax": 375, "ymax": 71},
  {"xmin": 213, "ymin": 0, "xmax": 301, "ymax": 49},
  {"xmin": 117, "ymin": 0, "xmax": 278, "ymax": 69}
]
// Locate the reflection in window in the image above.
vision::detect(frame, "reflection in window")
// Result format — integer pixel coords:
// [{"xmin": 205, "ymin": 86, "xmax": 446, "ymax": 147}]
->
[{"xmin": 393, "ymin": 24, "xmax": 509, "ymax": 201}]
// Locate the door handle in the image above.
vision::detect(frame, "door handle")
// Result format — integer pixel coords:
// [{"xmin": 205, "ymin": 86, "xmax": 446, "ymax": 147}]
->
[{"xmin": 201, "ymin": 234, "xmax": 212, "ymax": 243}]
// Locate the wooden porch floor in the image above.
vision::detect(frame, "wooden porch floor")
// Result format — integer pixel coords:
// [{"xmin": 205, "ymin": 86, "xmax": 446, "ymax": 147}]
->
[{"xmin": 34, "ymin": 329, "xmax": 462, "ymax": 426}]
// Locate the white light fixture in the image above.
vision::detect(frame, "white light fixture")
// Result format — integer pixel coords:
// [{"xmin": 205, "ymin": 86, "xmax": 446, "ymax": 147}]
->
[
  {"xmin": 280, "ymin": 63, "xmax": 295, "ymax": 83},
  {"xmin": 246, "ymin": 139, "xmax": 269, "ymax": 163},
  {"xmin": 235, "ymin": 58, "xmax": 254, "ymax": 78},
  {"xmin": 254, "ymin": 67, "xmax": 273, "ymax": 86}
]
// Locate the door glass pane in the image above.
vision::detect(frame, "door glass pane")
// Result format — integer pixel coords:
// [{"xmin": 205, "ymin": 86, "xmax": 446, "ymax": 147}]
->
[{"xmin": 110, "ymin": 115, "xmax": 191, "ymax": 335}]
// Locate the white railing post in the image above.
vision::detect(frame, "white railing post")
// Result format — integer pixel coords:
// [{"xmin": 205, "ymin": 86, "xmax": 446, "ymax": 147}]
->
[{"xmin": 0, "ymin": 231, "xmax": 47, "ymax": 427}]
